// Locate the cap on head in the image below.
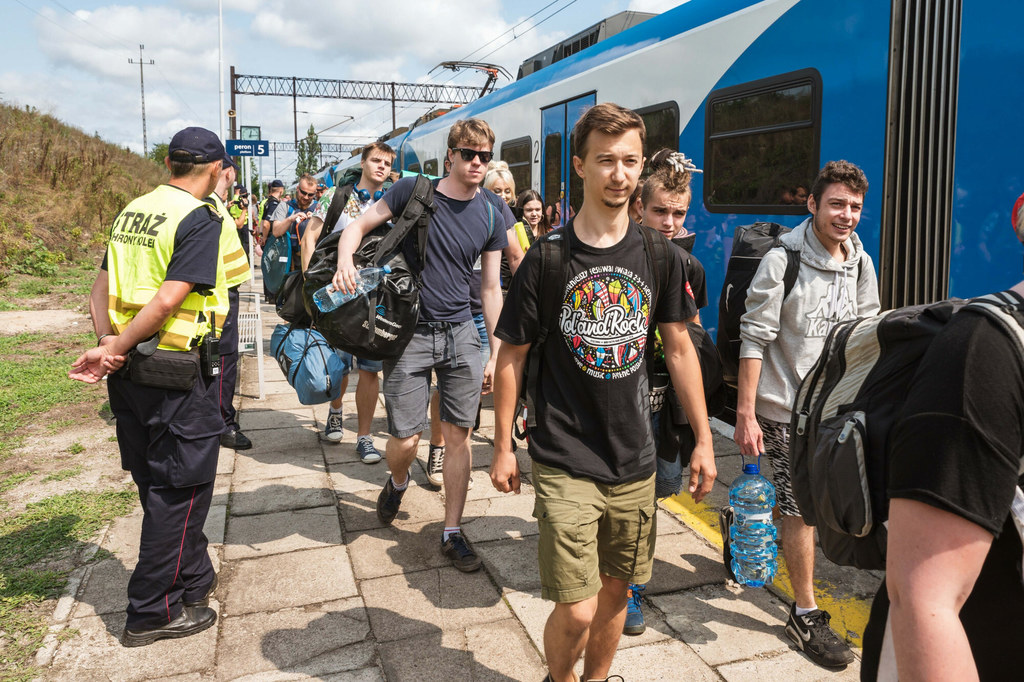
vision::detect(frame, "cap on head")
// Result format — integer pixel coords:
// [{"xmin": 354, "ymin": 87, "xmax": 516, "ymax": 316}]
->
[
  {"xmin": 222, "ymin": 154, "xmax": 239, "ymax": 172},
  {"xmin": 168, "ymin": 126, "xmax": 226, "ymax": 165},
  {"xmin": 270, "ymin": 179, "xmax": 285, "ymax": 189}
]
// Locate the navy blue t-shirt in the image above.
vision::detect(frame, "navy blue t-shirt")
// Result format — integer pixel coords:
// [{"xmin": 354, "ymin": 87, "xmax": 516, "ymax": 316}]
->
[{"xmin": 384, "ymin": 177, "xmax": 508, "ymax": 322}]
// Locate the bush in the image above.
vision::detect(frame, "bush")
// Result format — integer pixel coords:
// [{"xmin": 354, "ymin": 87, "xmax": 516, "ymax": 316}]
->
[{"xmin": 7, "ymin": 239, "xmax": 64, "ymax": 278}]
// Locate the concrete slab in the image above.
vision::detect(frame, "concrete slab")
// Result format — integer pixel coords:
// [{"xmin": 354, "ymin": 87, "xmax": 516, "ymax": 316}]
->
[
  {"xmin": 593, "ymin": 639, "xmax": 720, "ymax": 681},
  {"xmin": 718, "ymin": 648, "xmax": 862, "ymax": 681},
  {"xmin": 460, "ymin": 488, "xmax": 539, "ymax": 542},
  {"xmin": 336, "ymin": 480, "xmax": 445, "ymax": 532},
  {"xmin": 223, "ymin": 506, "xmax": 343, "ymax": 560},
  {"xmin": 360, "ymin": 567, "xmax": 508, "ymax": 643},
  {"xmin": 223, "ymin": 546, "xmax": 358, "ymax": 616},
  {"xmin": 205, "ymin": 503, "xmax": 227, "ymax": 545},
  {"xmin": 377, "ymin": 629, "xmax": 470, "ymax": 681},
  {"xmin": 215, "ymin": 598, "xmax": 373, "ymax": 680},
  {"xmin": 344, "ymin": 521, "xmax": 449, "ymax": 580},
  {"xmin": 646, "ymin": 530, "xmax": 730, "ymax": 595},
  {"xmin": 237, "ymin": 426, "xmax": 323, "ymax": 458},
  {"xmin": 102, "ymin": 509, "xmax": 143, "ymax": 560},
  {"xmin": 239, "ymin": 392, "xmax": 309, "ymax": 412},
  {"xmin": 474, "ymin": 536, "xmax": 541, "ymax": 593},
  {"xmin": 212, "ymin": 472, "xmax": 231, "ymax": 507},
  {"xmin": 70, "ymin": 558, "xmax": 129, "ymax": 618},
  {"xmin": 216, "ymin": 450, "xmax": 235, "ymax": 475},
  {"xmin": 232, "ymin": 448, "xmax": 327, "ymax": 483},
  {"xmin": 328, "ymin": 461, "xmax": 391, "ymax": 495},
  {"xmin": 464, "ymin": 618, "xmax": 548, "ymax": 681},
  {"xmin": 229, "ymin": 668, "xmax": 385, "ymax": 682},
  {"xmin": 230, "ymin": 473, "xmax": 334, "ymax": 516},
  {"xmin": 48, "ymin": 611, "xmax": 216, "ymax": 680},
  {"xmin": 239, "ymin": 406, "xmax": 317, "ymax": 432},
  {"xmin": 651, "ymin": 583, "xmax": 793, "ymax": 667}
]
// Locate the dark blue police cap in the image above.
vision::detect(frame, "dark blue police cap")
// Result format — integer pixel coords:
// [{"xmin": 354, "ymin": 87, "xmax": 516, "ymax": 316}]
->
[{"xmin": 168, "ymin": 127, "xmax": 226, "ymax": 165}]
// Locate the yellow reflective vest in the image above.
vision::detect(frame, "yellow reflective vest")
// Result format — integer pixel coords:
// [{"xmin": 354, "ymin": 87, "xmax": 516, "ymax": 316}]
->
[
  {"xmin": 206, "ymin": 192, "xmax": 250, "ymax": 334},
  {"xmin": 106, "ymin": 185, "xmax": 217, "ymax": 351}
]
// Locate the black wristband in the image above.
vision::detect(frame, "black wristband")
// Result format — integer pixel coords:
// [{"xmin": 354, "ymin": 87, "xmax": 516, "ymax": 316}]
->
[{"xmin": 97, "ymin": 334, "xmax": 113, "ymax": 346}]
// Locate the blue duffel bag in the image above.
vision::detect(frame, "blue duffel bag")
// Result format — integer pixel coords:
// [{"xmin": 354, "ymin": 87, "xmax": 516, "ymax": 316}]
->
[{"xmin": 269, "ymin": 323, "xmax": 346, "ymax": 405}]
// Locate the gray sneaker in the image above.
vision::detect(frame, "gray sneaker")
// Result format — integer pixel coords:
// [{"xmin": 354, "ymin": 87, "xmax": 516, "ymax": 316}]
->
[
  {"xmin": 356, "ymin": 436, "xmax": 382, "ymax": 464},
  {"xmin": 324, "ymin": 411, "xmax": 344, "ymax": 442}
]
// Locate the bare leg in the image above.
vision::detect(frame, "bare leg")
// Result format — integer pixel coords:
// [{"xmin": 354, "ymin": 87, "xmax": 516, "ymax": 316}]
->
[
  {"xmin": 582, "ymin": 575, "xmax": 629, "ymax": 681},
  {"xmin": 544, "ymin": 596, "xmax": 598, "ymax": 682},
  {"xmin": 385, "ymin": 433, "xmax": 420, "ymax": 486},
  {"xmin": 782, "ymin": 515, "xmax": 817, "ymax": 609},
  {"xmin": 429, "ymin": 390, "xmax": 445, "ymax": 448},
  {"xmin": 439, "ymin": 421, "xmax": 471, "ymax": 527},
  {"xmin": 354, "ymin": 369, "xmax": 379, "ymax": 437},
  {"xmin": 330, "ymin": 375, "xmax": 349, "ymax": 414}
]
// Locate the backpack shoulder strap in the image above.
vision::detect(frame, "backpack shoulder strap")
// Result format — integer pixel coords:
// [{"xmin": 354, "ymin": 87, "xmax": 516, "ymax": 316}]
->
[
  {"xmin": 781, "ymin": 247, "xmax": 801, "ymax": 299},
  {"xmin": 319, "ymin": 184, "xmax": 354, "ymax": 241},
  {"xmin": 638, "ymin": 224, "xmax": 672, "ymax": 313},
  {"xmin": 521, "ymin": 229, "xmax": 568, "ymax": 428},
  {"xmin": 370, "ymin": 174, "xmax": 434, "ymax": 267},
  {"xmin": 964, "ymin": 292, "xmax": 1024, "ymax": 355}
]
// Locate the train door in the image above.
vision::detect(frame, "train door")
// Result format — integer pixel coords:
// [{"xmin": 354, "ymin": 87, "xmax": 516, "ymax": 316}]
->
[{"xmin": 540, "ymin": 93, "xmax": 595, "ymax": 228}]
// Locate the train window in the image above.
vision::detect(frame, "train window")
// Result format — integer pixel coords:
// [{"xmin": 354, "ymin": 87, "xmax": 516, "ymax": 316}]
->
[
  {"xmin": 568, "ymin": 131, "xmax": 584, "ymax": 215},
  {"xmin": 636, "ymin": 102, "xmax": 679, "ymax": 168},
  {"xmin": 501, "ymin": 137, "xmax": 532, "ymax": 192},
  {"xmin": 407, "ymin": 162, "xmax": 421, "ymax": 174},
  {"xmin": 704, "ymin": 68, "xmax": 822, "ymax": 214},
  {"xmin": 423, "ymin": 159, "xmax": 438, "ymax": 177},
  {"xmin": 543, "ymin": 133, "xmax": 561, "ymax": 210}
]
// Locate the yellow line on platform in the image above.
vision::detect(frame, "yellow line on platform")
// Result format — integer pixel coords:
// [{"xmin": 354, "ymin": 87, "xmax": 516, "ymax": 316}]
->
[{"xmin": 660, "ymin": 492, "xmax": 873, "ymax": 648}]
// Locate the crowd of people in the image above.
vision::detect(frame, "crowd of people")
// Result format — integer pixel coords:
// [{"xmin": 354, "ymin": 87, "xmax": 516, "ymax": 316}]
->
[{"xmin": 68, "ymin": 101, "xmax": 1023, "ymax": 682}]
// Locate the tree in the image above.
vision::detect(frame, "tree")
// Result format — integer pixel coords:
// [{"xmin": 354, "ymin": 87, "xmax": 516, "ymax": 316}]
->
[
  {"xmin": 295, "ymin": 124, "xmax": 321, "ymax": 180},
  {"xmin": 147, "ymin": 142, "xmax": 169, "ymax": 165}
]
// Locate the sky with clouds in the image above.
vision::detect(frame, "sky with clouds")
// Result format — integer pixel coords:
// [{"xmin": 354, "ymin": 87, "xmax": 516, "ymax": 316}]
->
[{"xmin": 2, "ymin": 0, "xmax": 685, "ymax": 179}]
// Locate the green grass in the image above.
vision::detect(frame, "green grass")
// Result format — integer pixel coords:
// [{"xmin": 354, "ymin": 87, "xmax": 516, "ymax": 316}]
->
[
  {"xmin": 0, "ymin": 332, "xmax": 97, "ymax": 461},
  {"xmin": 0, "ymin": 488, "xmax": 136, "ymax": 678},
  {"xmin": 0, "ymin": 473, "xmax": 33, "ymax": 495},
  {"xmin": 0, "ymin": 263, "xmax": 95, "ymax": 305},
  {"xmin": 66, "ymin": 442, "xmax": 84, "ymax": 456},
  {"xmin": 41, "ymin": 466, "xmax": 82, "ymax": 483}
]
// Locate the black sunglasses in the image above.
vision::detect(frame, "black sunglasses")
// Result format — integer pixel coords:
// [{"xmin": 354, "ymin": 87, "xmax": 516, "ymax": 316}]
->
[
  {"xmin": 451, "ymin": 148, "xmax": 493, "ymax": 163},
  {"xmin": 297, "ymin": 188, "xmax": 317, "ymax": 198}
]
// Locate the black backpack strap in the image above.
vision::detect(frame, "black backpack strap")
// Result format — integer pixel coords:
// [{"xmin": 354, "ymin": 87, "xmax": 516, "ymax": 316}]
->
[
  {"xmin": 317, "ymin": 183, "xmax": 355, "ymax": 245},
  {"xmin": 638, "ymin": 224, "xmax": 672, "ymax": 313},
  {"xmin": 520, "ymin": 229, "xmax": 569, "ymax": 429},
  {"xmin": 782, "ymin": 247, "xmax": 800, "ymax": 299},
  {"xmin": 371, "ymin": 174, "xmax": 434, "ymax": 267}
]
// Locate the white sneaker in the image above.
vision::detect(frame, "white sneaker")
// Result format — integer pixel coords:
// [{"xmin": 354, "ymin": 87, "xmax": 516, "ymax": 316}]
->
[{"xmin": 426, "ymin": 445, "xmax": 444, "ymax": 487}]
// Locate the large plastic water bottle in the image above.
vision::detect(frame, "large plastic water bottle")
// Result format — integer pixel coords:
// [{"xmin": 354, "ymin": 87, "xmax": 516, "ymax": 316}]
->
[
  {"xmin": 313, "ymin": 265, "xmax": 391, "ymax": 313},
  {"xmin": 729, "ymin": 462, "xmax": 778, "ymax": 587}
]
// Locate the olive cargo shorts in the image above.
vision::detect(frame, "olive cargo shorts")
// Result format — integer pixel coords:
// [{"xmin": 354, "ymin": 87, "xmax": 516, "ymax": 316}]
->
[{"xmin": 532, "ymin": 462, "xmax": 657, "ymax": 603}]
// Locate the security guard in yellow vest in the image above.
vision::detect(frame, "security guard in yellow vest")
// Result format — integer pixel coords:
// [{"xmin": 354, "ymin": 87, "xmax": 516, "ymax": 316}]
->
[
  {"xmin": 70, "ymin": 127, "xmax": 227, "ymax": 647},
  {"xmin": 205, "ymin": 158, "xmax": 252, "ymax": 449}
]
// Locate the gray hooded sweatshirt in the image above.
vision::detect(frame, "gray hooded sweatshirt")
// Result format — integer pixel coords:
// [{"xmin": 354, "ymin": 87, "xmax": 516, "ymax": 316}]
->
[{"xmin": 739, "ymin": 217, "xmax": 880, "ymax": 423}]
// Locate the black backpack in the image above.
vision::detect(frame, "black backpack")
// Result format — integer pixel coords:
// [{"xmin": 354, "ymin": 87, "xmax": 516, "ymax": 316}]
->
[
  {"xmin": 301, "ymin": 174, "xmax": 434, "ymax": 362},
  {"xmin": 789, "ymin": 292, "xmax": 1024, "ymax": 570},
  {"xmin": 716, "ymin": 222, "xmax": 800, "ymax": 386},
  {"xmin": 518, "ymin": 222, "xmax": 712, "ymax": 433}
]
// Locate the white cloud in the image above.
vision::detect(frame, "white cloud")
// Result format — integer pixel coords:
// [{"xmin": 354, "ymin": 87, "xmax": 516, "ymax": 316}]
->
[{"xmin": 628, "ymin": 0, "xmax": 690, "ymax": 12}]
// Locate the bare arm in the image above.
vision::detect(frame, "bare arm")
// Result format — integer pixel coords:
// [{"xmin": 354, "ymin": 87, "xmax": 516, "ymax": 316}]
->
[
  {"xmin": 332, "ymin": 200, "xmax": 394, "ymax": 293},
  {"xmin": 734, "ymin": 357, "xmax": 765, "ymax": 455},
  {"xmin": 71, "ymin": 279, "xmax": 194, "ymax": 383},
  {"xmin": 660, "ymin": 320, "xmax": 716, "ymax": 501},
  {"xmin": 490, "ymin": 340, "xmax": 529, "ymax": 493},
  {"xmin": 300, "ymin": 216, "xmax": 324, "ymax": 272},
  {"xmin": 886, "ymin": 498, "xmax": 993, "ymax": 681},
  {"xmin": 503, "ymin": 227, "xmax": 525, "ymax": 276},
  {"xmin": 480, "ymin": 248, "xmax": 503, "ymax": 394},
  {"xmin": 271, "ymin": 211, "xmax": 307, "ymax": 238}
]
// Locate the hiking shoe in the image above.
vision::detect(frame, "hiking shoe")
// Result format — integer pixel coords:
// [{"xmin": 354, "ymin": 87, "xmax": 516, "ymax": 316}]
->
[
  {"xmin": 356, "ymin": 436, "xmax": 382, "ymax": 464},
  {"xmin": 623, "ymin": 584, "xmax": 646, "ymax": 635},
  {"xmin": 375, "ymin": 476, "xmax": 406, "ymax": 525},
  {"xmin": 219, "ymin": 429, "xmax": 252, "ymax": 450},
  {"xmin": 324, "ymin": 411, "xmax": 344, "ymax": 442},
  {"xmin": 441, "ymin": 532, "xmax": 482, "ymax": 572},
  {"xmin": 785, "ymin": 605, "xmax": 855, "ymax": 668},
  {"xmin": 426, "ymin": 444, "xmax": 445, "ymax": 487}
]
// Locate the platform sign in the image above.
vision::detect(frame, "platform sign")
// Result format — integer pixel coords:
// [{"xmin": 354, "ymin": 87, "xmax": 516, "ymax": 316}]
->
[{"xmin": 226, "ymin": 139, "xmax": 269, "ymax": 157}]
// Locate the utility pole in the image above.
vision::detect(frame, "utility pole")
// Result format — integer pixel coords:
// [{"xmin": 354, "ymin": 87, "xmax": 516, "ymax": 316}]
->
[{"xmin": 128, "ymin": 45, "xmax": 155, "ymax": 156}]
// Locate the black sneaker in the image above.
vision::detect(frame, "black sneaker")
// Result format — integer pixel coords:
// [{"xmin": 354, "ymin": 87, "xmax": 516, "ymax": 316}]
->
[
  {"xmin": 441, "ymin": 532, "xmax": 482, "ymax": 572},
  {"xmin": 785, "ymin": 604, "xmax": 854, "ymax": 668},
  {"xmin": 376, "ymin": 476, "xmax": 406, "ymax": 525},
  {"xmin": 122, "ymin": 606, "xmax": 217, "ymax": 647}
]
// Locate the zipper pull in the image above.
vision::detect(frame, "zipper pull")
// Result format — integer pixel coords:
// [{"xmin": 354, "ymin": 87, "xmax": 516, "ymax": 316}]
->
[{"xmin": 837, "ymin": 418, "xmax": 856, "ymax": 444}]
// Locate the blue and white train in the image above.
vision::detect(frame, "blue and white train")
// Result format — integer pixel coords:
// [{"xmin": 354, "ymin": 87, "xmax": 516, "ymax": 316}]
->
[{"xmin": 326, "ymin": 0, "xmax": 1024, "ymax": 333}]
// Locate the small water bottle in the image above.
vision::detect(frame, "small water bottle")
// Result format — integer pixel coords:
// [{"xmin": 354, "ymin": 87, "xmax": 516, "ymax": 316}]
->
[
  {"xmin": 729, "ymin": 462, "xmax": 778, "ymax": 587},
  {"xmin": 313, "ymin": 265, "xmax": 392, "ymax": 313}
]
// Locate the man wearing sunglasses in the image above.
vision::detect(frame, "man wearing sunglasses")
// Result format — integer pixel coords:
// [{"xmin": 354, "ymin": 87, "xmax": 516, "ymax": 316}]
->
[
  {"xmin": 270, "ymin": 174, "xmax": 319, "ymax": 259},
  {"xmin": 332, "ymin": 119, "xmax": 511, "ymax": 573}
]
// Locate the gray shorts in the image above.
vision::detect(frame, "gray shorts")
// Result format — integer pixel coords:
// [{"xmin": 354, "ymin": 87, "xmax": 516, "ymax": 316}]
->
[{"xmin": 382, "ymin": 320, "xmax": 482, "ymax": 438}]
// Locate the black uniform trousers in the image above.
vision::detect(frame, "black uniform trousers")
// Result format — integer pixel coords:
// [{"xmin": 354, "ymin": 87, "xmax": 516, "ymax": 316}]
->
[
  {"xmin": 108, "ymin": 370, "xmax": 223, "ymax": 629},
  {"xmin": 219, "ymin": 286, "xmax": 240, "ymax": 430}
]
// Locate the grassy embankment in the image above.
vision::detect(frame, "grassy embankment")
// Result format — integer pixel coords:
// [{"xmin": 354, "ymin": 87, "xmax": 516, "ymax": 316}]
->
[{"xmin": 0, "ymin": 100, "xmax": 167, "ymax": 679}]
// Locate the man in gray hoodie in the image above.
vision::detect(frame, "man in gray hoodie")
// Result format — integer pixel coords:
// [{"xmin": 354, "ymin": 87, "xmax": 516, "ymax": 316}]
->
[{"xmin": 734, "ymin": 160, "xmax": 880, "ymax": 669}]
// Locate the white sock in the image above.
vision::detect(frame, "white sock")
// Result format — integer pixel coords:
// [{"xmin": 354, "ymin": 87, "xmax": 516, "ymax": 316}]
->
[
  {"xmin": 391, "ymin": 475, "xmax": 408, "ymax": 491},
  {"xmin": 329, "ymin": 406, "xmax": 343, "ymax": 415},
  {"xmin": 357, "ymin": 434, "xmax": 372, "ymax": 443},
  {"xmin": 795, "ymin": 605, "xmax": 818, "ymax": 617},
  {"xmin": 442, "ymin": 526, "xmax": 460, "ymax": 542}
]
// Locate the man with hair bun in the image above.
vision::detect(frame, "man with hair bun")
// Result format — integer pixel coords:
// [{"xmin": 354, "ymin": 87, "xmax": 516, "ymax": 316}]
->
[{"xmin": 735, "ymin": 160, "xmax": 879, "ymax": 668}]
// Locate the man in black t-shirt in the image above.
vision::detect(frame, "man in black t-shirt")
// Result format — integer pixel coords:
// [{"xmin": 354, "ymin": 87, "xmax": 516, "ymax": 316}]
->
[
  {"xmin": 860, "ymin": 197, "xmax": 1024, "ymax": 680},
  {"xmin": 490, "ymin": 103, "xmax": 715, "ymax": 682}
]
